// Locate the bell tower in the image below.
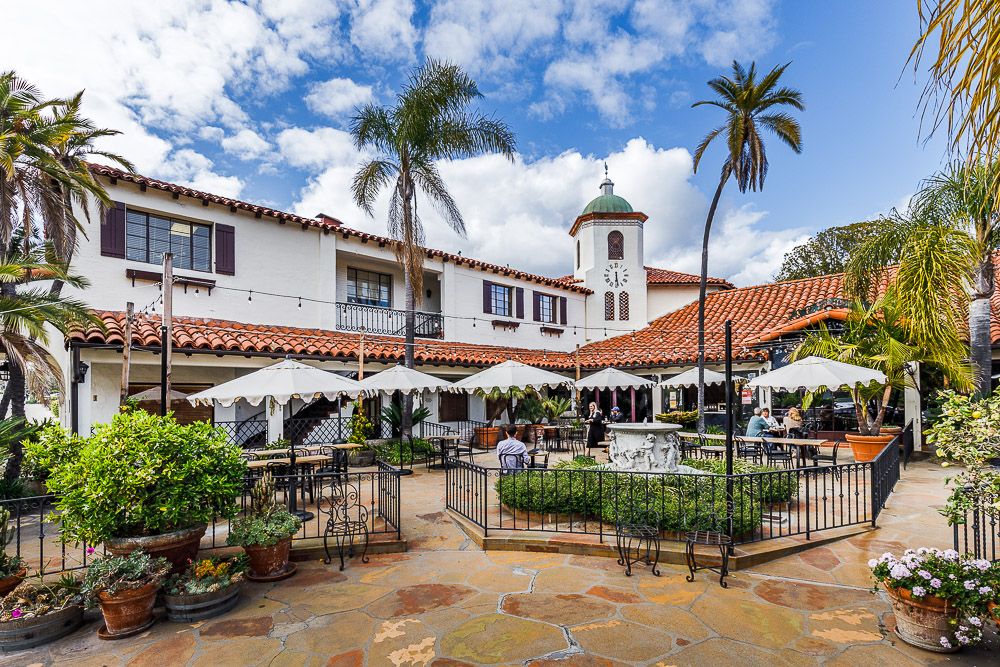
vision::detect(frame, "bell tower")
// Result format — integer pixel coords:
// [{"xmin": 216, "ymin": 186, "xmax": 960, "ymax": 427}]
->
[{"xmin": 570, "ymin": 166, "xmax": 648, "ymax": 340}]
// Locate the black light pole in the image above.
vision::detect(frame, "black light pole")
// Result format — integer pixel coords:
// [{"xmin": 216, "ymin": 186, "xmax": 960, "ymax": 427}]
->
[
  {"xmin": 724, "ymin": 319, "xmax": 735, "ymax": 548},
  {"xmin": 159, "ymin": 325, "xmax": 168, "ymax": 416}
]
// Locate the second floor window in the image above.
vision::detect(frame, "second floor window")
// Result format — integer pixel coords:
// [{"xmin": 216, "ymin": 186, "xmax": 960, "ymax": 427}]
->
[
  {"xmin": 490, "ymin": 283, "xmax": 513, "ymax": 317},
  {"xmin": 126, "ymin": 210, "xmax": 211, "ymax": 272},
  {"xmin": 347, "ymin": 268, "xmax": 392, "ymax": 307},
  {"xmin": 537, "ymin": 294, "xmax": 557, "ymax": 323}
]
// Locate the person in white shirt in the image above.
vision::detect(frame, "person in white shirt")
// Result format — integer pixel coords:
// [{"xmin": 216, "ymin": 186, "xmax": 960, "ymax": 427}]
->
[
  {"xmin": 761, "ymin": 408, "xmax": 781, "ymax": 431},
  {"xmin": 496, "ymin": 425, "xmax": 530, "ymax": 469}
]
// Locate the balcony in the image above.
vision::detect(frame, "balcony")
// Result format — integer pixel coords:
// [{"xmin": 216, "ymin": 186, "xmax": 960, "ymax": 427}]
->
[{"xmin": 336, "ymin": 302, "xmax": 444, "ymax": 338}]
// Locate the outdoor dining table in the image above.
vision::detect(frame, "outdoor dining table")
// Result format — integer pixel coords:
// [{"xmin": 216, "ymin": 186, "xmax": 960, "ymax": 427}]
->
[
  {"xmin": 426, "ymin": 434, "xmax": 462, "ymax": 470},
  {"xmin": 678, "ymin": 432, "xmax": 825, "ymax": 468},
  {"xmin": 249, "ymin": 444, "xmax": 326, "ymax": 458},
  {"xmin": 245, "ymin": 453, "xmax": 331, "ymax": 469}
]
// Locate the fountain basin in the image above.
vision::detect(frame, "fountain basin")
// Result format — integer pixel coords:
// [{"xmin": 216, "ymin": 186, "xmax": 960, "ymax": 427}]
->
[{"xmin": 606, "ymin": 423, "xmax": 693, "ymax": 473}]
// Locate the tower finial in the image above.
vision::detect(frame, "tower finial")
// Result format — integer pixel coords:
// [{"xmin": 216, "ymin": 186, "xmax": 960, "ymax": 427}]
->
[
  {"xmin": 600, "ymin": 162, "xmax": 614, "ymax": 196},
  {"xmin": 604, "ymin": 161, "xmax": 608, "ymax": 179}
]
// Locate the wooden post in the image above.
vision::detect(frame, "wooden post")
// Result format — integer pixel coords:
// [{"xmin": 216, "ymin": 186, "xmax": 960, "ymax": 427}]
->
[
  {"xmin": 119, "ymin": 302, "xmax": 133, "ymax": 405},
  {"xmin": 160, "ymin": 253, "xmax": 173, "ymax": 416},
  {"xmin": 574, "ymin": 344, "xmax": 581, "ymax": 412}
]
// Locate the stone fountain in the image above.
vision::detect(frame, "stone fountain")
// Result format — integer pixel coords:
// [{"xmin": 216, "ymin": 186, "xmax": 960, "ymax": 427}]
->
[{"xmin": 605, "ymin": 423, "xmax": 707, "ymax": 474}]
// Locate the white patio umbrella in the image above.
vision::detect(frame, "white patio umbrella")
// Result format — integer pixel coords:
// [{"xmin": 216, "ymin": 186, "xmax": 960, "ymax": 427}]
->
[
  {"xmin": 450, "ymin": 360, "xmax": 573, "ymax": 394},
  {"xmin": 129, "ymin": 386, "xmax": 189, "ymax": 402},
  {"xmin": 659, "ymin": 367, "xmax": 728, "ymax": 388},
  {"xmin": 747, "ymin": 356, "xmax": 886, "ymax": 392},
  {"xmin": 359, "ymin": 364, "xmax": 453, "ymax": 396},
  {"xmin": 187, "ymin": 359, "xmax": 363, "ymax": 408},
  {"xmin": 575, "ymin": 367, "xmax": 655, "ymax": 390}
]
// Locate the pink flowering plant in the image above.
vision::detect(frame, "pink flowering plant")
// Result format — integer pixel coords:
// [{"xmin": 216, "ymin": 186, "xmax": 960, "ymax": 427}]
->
[{"xmin": 869, "ymin": 548, "xmax": 998, "ymax": 648}]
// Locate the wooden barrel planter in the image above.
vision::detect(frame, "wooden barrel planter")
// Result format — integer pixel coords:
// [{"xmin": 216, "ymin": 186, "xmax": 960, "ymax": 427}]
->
[
  {"xmin": 164, "ymin": 583, "xmax": 242, "ymax": 622},
  {"xmin": 474, "ymin": 427, "xmax": 500, "ymax": 450},
  {"xmin": 0, "ymin": 605, "xmax": 83, "ymax": 652}
]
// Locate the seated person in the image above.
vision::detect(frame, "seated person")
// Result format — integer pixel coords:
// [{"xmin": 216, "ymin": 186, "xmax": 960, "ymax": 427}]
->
[
  {"xmin": 608, "ymin": 406, "xmax": 626, "ymax": 424},
  {"xmin": 745, "ymin": 408, "xmax": 768, "ymax": 438},
  {"xmin": 496, "ymin": 424, "xmax": 530, "ymax": 469},
  {"xmin": 761, "ymin": 408, "xmax": 781, "ymax": 431},
  {"xmin": 783, "ymin": 407, "xmax": 804, "ymax": 437}
]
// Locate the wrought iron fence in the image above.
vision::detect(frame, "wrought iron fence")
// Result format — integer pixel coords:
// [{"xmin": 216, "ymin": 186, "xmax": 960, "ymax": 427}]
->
[
  {"xmin": 418, "ymin": 420, "xmax": 456, "ymax": 439},
  {"xmin": 336, "ymin": 302, "xmax": 444, "ymax": 338},
  {"xmin": 214, "ymin": 418, "xmax": 267, "ymax": 448},
  {"xmin": 445, "ymin": 441, "xmax": 900, "ymax": 545},
  {"xmin": 952, "ymin": 483, "xmax": 999, "ymax": 562},
  {"xmin": 1, "ymin": 463, "xmax": 402, "ymax": 575}
]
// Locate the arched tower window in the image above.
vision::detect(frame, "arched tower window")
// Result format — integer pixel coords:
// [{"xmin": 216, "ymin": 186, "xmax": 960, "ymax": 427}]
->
[
  {"xmin": 576, "ymin": 240, "xmax": 581, "ymax": 269},
  {"xmin": 607, "ymin": 230, "xmax": 624, "ymax": 260},
  {"xmin": 619, "ymin": 292, "xmax": 629, "ymax": 320},
  {"xmin": 604, "ymin": 291, "xmax": 615, "ymax": 320}
]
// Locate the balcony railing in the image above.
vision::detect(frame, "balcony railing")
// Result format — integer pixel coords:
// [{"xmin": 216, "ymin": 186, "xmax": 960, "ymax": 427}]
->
[{"xmin": 336, "ymin": 302, "xmax": 443, "ymax": 338}]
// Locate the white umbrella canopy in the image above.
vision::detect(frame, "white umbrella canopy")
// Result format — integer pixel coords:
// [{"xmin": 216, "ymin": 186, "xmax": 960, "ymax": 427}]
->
[
  {"xmin": 747, "ymin": 356, "xmax": 886, "ymax": 392},
  {"xmin": 576, "ymin": 367, "xmax": 655, "ymax": 390},
  {"xmin": 359, "ymin": 364, "xmax": 453, "ymax": 396},
  {"xmin": 659, "ymin": 367, "xmax": 728, "ymax": 388},
  {"xmin": 129, "ymin": 386, "xmax": 189, "ymax": 402},
  {"xmin": 187, "ymin": 359, "xmax": 363, "ymax": 407},
  {"xmin": 450, "ymin": 360, "xmax": 573, "ymax": 394}
]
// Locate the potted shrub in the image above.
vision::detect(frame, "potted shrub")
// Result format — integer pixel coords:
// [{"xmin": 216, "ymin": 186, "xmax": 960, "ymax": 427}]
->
[
  {"xmin": 0, "ymin": 575, "xmax": 85, "ymax": 652},
  {"xmin": 474, "ymin": 387, "xmax": 534, "ymax": 449},
  {"xmin": 28, "ymin": 409, "xmax": 245, "ymax": 570},
  {"xmin": 82, "ymin": 551, "xmax": 170, "ymax": 639},
  {"xmin": 163, "ymin": 555, "xmax": 247, "ymax": 622},
  {"xmin": 870, "ymin": 548, "xmax": 996, "ymax": 652},
  {"xmin": 793, "ymin": 297, "xmax": 971, "ymax": 463},
  {"xmin": 227, "ymin": 473, "xmax": 301, "ymax": 582},
  {"xmin": 0, "ymin": 508, "xmax": 26, "ymax": 597}
]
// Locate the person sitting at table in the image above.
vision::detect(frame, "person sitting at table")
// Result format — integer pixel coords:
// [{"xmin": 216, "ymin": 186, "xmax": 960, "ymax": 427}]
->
[
  {"xmin": 783, "ymin": 407, "xmax": 804, "ymax": 437},
  {"xmin": 608, "ymin": 406, "xmax": 626, "ymax": 424},
  {"xmin": 761, "ymin": 408, "xmax": 781, "ymax": 431},
  {"xmin": 497, "ymin": 425, "xmax": 530, "ymax": 469},
  {"xmin": 746, "ymin": 408, "xmax": 768, "ymax": 438}
]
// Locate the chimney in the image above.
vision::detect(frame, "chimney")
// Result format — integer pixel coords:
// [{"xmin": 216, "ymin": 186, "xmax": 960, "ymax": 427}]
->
[{"xmin": 315, "ymin": 212, "xmax": 343, "ymax": 227}]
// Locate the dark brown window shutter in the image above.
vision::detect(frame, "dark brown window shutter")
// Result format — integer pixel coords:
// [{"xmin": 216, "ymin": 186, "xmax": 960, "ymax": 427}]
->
[
  {"xmin": 515, "ymin": 287, "xmax": 524, "ymax": 319},
  {"xmin": 482, "ymin": 281, "xmax": 492, "ymax": 314},
  {"xmin": 100, "ymin": 201, "xmax": 126, "ymax": 258},
  {"xmin": 532, "ymin": 292, "xmax": 541, "ymax": 321},
  {"xmin": 560, "ymin": 297, "xmax": 568, "ymax": 325},
  {"xmin": 215, "ymin": 224, "xmax": 235, "ymax": 275}
]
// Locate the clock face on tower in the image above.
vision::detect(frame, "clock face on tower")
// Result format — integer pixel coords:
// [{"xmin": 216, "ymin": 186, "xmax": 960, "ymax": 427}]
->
[{"xmin": 604, "ymin": 262, "xmax": 629, "ymax": 288}]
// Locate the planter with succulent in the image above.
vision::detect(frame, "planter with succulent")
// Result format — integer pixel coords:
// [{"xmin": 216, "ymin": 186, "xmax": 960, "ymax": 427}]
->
[
  {"xmin": 0, "ymin": 575, "xmax": 85, "ymax": 652},
  {"xmin": 82, "ymin": 551, "xmax": 171, "ymax": 639},
  {"xmin": 227, "ymin": 473, "xmax": 302, "ymax": 582},
  {"xmin": 870, "ymin": 548, "xmax": 997, "ymax": 652},
  {"xmin": 27, "ymin": 409, "xmax": 245, "ymax": 571},
  {"xmin": 163, "ymin": 555, "xmax": 247, "ymax": 622},
  {"xmin": 0, "ymin": 507, "xmax": 26, "ymax": 597}
]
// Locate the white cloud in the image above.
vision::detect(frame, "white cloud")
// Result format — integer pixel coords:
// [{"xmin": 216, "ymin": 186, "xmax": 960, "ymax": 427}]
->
[
  {"xmin": 159, "ymin": 149, "xmax": 245, "ymax": 199},
  {"xmin": 305, "ymin": 78, "xmax": 374, "ymax": 118},
  {"xmin": 221, "ymin": 128, "xmax": 271, "ymax": 161},
  {"xmin": 276, "ymin": 127, "xmax": 364, "ymax": 169},
  {"xmin": 349, "ymin": 0, "xmax": 418, "ymax": 61},
  {"xmin": 290, "ymin": 136, "xmax": 789, "ymax": 284}
]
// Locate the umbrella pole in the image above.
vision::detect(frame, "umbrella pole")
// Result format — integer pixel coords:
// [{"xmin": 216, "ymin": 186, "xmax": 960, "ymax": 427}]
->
[
  {"xmin": 724, "ymin": 320, "xmax": 734, "ymax": 554},
  {"xmin": 279, "ymin": 399, "xmax": 313, "ymax": 522}
]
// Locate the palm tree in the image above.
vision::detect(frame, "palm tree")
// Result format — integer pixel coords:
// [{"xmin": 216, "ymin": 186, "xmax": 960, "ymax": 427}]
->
[
  {"xmin": 690, "ymin": 61, "xmax": 804, "ymax": 432},
  {"xmin": 847, "ymin": 161, "xmax": 996, "ymax": 395},
  {"xmin": 351, "ymin": 60, "xmax": 516, "ymax": 441},
  {"xmin": 0, "ymin": 244, "xmax": 94, "ymax": 480}
]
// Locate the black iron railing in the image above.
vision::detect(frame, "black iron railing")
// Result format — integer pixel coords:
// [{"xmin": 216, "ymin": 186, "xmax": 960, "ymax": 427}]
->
[
  {"xmin": 952, "ymin": 482, "xmax": 999, "ymax": 562},
  {"xmin": 214, "ymin": 418, "xmax": 267, "ymax": 448},
  {"xmin": 1, "ymin": 464, "xmax": 403, "ymax": 575},
  {"xmin": 445, "ymin": 443, "xmax": 900, "ymax": 545},
  {"xmin": 418, "ymin": 420, "xmax": 456, "ymax": 439},
  {"xmin": 336, "ymin": 302, "xmax": 443, "ymax": 338}
]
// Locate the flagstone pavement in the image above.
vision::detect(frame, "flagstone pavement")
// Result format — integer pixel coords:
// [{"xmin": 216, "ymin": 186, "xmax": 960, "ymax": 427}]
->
[{"xmin": 5, "ymin": 458, "xmax": 998, "ymax": 666}]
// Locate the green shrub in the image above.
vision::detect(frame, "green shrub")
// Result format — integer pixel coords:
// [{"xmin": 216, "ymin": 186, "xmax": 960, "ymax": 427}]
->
[
  {"xmin": 375, "ymin": 437, "xmax": 434, "ymax": 465},
  {"xmin": 655, "ymin": 411, "xmax": 699, "ymax": 427},
  {"xmin": 23, "ymin": 423, "xmax": 83, "ymax": 481},
  {"xmin": 0, "ymin": 506, "xmax": 25, "ymax": 577},
  {"xmin": 682, "ymin": 458, "xmax": 799, "ymax": 503},
  {"xmin": 38, "ymin": 408, "xmax": 246, "ymax": 545},
  {"xmin": 495, "ymin": 458, "xmax": 785, "ymax": 537}
]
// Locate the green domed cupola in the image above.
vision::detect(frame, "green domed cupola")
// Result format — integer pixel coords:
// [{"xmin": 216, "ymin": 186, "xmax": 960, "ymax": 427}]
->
[{"xmin": 581, "ymin": 173, "xmax": 632, "ymax": 215}]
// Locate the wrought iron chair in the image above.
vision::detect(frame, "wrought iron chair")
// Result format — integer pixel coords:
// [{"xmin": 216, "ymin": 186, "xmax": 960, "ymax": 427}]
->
[
  {"xmin": 736, "ymin": 436, "xmax": 762, "ymax": 465},
  {"xmin": 761, "ymin": 439, "xmax": 793, "ymax": 469},
  {"xmin": 811, "ymin": 440, "xmax": 841, "ymax": 467},
  {"xmin": 318, "ymin": 477, "xmax": 369, "ymax": 571},
  {"xmin": 499, "ymin": 452, "xmax": 528, "ymax": 470}
]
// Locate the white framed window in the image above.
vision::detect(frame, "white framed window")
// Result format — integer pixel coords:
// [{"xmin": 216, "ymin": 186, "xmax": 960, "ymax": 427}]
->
[{"xmin": 347, "ymin": 268, "xmax": 392, "ymax": 307}]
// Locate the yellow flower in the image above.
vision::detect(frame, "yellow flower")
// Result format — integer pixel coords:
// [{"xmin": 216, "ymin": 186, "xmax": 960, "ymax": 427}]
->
[
  {"xmin": 972, "ymin": 411, "xmax": 982, "ymax": 419},
  {"xmin": 941, "ymin": 461, "xmax": 951, "ymax": 468}
]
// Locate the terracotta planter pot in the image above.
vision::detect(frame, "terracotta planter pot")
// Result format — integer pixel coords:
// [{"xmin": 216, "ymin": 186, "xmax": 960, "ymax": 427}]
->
[
  {"xmin": 243, "ymin": 538, "xmax": 291, "ymax": 578},
  {"xmin": 105, "ymin": 524, "xmax": 207, "ymax": 573},
  {"xmin": 844, "ymin": 433, "xmax": 895, "ymax": 463},
  {"xmin": 0, "ymin": 567, "xmax": 27, "ymax": 597},
  {"xmin": 474, "ymin": 427, "xmax": 500, "ymax": 450},
  {"xmin": 989, "ymin": 601, "xmax": 999, "ymax": 631},
  {"xmin": 97, "ymin": 582, "xmax": 159, "ymax": 637},
  {"xmin": 885, "ymin": 586, "xmax": 961, "ymax": 653}
]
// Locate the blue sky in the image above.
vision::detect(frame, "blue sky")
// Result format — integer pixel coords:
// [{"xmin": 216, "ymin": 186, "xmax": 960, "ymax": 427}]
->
[{"xmin": 5, "ymin": 1, "xmax": 945, "ymax": 284}]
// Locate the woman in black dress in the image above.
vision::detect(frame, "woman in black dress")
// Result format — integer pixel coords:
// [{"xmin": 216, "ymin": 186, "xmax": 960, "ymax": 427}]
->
[{"xmin": 585, "ymin": 402, "xmax": 605, "ymax": 456}]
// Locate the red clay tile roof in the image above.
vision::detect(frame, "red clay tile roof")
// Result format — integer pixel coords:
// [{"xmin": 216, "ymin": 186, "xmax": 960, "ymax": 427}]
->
[
  {"xmin": 88, "ymin": 163, "xmax": 591, "ymax": 295},
  {"xmin": 645, "ymin": 266, "xmax": 733, "ymax": 288},
  {"xmin": 71, "ymin": 311, "xmax": 578, "ymax": 370}
]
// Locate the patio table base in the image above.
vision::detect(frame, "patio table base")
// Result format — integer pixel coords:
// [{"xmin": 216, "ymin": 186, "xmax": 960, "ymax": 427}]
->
[{"xmin": 685, "ymin": 530, "xmax": 731, "ymax": 588}]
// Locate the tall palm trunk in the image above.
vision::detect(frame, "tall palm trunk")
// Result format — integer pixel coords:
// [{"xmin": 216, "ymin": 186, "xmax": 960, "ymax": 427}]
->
[
  {"xmin": 400, "ymin": 172, "xmax": 416, "ymax": 443},
  {"xmin": 970, "ymin": 252, "xmax": 995, "ymax": 397},
  {"xmin": 3, "ymin": 365, "xmax": 25, "ymax": 480},
  {"xmin": 696, "ymin": 174, "xmax": 728, "ymax": 433}
]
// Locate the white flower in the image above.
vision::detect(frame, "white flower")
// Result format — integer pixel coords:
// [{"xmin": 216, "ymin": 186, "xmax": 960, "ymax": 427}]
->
[
  {"xmin": 912, "ymin": 586, "xmax": 926, "ymax": 597},
  {"xmin": 867, "ymin": 559, "xmax": 879, "ymax": 568},
  {"xmin": 918, "ymin": 570, "xmax": 932, "ymax": 580},
  {"xmin": 963, "ymin": 580, "xmax": 976, "ymax": 590},
  {"xmin": 890, "ymin": 564, "xmax": 912, "ymax": 579},
  {"xmin": 969, "ymin": 617, "xmax": 982, "ymax": 627},
  {"xmin": 931, "ymin": 578, "xmax": 942, "ymax": 588},
  {"xmin": 940, "ymin": 636, "xmax": 952, "ymax": 649},
  {"xmin": 978, "ymin": 586, "xmax": 991, "ymax": 595},
  {"xmin": 943, "ymin": 549, "xmax": 959, "ymax": 560}
]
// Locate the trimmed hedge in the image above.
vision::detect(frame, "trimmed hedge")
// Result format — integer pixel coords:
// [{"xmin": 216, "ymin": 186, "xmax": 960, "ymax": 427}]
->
[
  {"xmin": 375, "ymin": 437, "xmax": 435, "ymax": 465},
  {"xmin": 495, "ymin": 456, "xmax": 798, "ymax": 536}
]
